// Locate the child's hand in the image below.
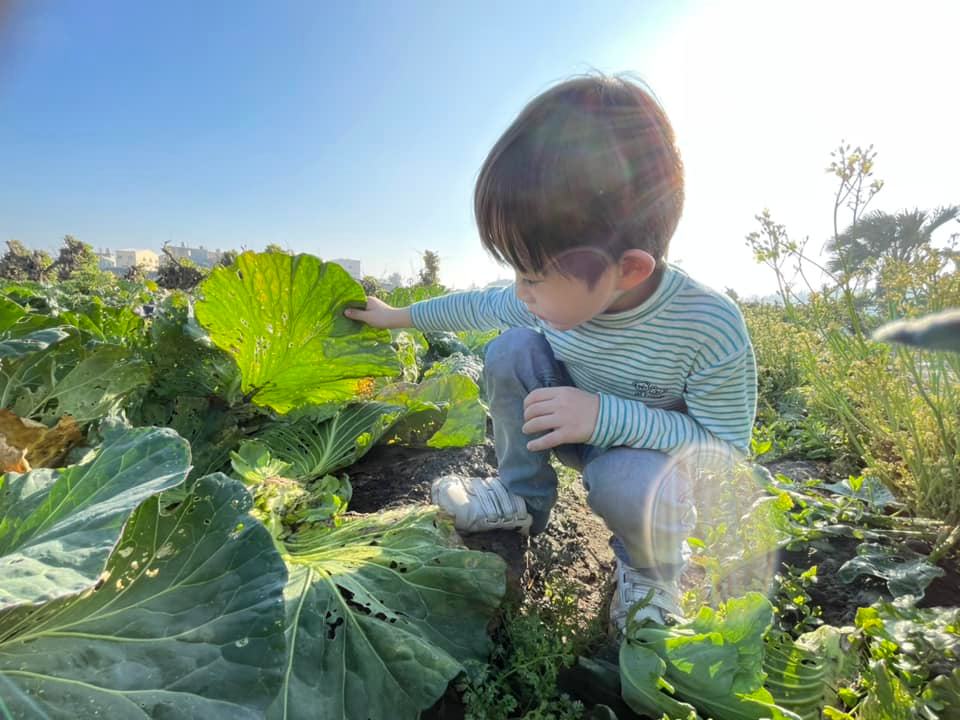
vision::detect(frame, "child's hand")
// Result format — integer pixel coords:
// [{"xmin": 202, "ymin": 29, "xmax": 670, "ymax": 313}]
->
[
  {"xmin": 521, "ymin": 387, "xmax": 600, "ymax": 451},
  {"xmin": 343, "ymin": 297, "xmax": 412, "ymax": 329}
]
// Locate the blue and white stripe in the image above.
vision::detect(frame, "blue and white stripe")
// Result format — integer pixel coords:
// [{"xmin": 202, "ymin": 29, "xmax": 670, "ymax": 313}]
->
[{"xmin": 410, "ymin": 265, "xmax": 757, "ymax": 458}]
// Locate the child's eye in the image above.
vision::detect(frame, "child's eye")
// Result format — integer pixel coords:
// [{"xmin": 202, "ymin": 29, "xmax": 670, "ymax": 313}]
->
[{"xmin": 520, "ymin": 277, "xmax": 542, "ymax": 286}]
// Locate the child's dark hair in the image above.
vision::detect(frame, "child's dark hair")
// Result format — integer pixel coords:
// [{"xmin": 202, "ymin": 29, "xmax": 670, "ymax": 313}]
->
[{"xmin": 475, "ymin": 74, "xmax": 684, "ymax": 285}]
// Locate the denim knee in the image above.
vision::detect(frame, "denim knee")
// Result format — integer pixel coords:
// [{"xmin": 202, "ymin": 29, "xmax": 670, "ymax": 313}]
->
[
  {"xmin": 484, "ymin": 328, "xmax": 547, "ymax": 375},
  {"xmin": 483, "ymin": 328, "xmax": 565, "ymax": 394},
  {"xmin": 582, "ymin": 448, "xmax": 695, "ymax": 570}
]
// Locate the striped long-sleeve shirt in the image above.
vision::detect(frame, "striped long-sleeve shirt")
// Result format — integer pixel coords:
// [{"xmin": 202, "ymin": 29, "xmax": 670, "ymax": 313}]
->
[{"xmin": 410, "ymin": 265, "xmax": 757, "ymax": 458}]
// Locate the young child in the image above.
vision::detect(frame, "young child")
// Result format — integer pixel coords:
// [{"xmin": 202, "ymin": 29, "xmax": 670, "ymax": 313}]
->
[{"xmin": 344, "ymin": 74, "xmax": 757, "ymax": 631}]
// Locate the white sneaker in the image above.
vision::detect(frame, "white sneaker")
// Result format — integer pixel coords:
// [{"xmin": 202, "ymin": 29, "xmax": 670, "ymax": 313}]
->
[
  {"xmin": 609, "ymin": 558, "xmax": 682, "ymax": 634},
  {"xmin": 430, "ymin": 475, "xmax": 533, "ymax": 535}
]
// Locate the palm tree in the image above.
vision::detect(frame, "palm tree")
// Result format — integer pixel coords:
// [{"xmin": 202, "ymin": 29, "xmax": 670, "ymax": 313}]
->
[{"xmin": 827, "ymin": 205, "xmax": 960, "ymax": 278}]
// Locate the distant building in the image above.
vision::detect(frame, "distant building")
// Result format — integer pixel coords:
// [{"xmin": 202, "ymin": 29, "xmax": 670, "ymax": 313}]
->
[
  {"xmin": 163, "ymin": 243, "xmax": 223, "ymax": 268},
  {"xmin": 484, "ymin": 278, "xmax": 513, "ymax": 289},
  {"xmin": 331, "ymin": 258, "xmax": 362, "ymax": 280},
  {"xmin": 95, "ymin": 248, "xmax": 116, "ymax": 270},
  {"xmin": 115, "ymin": 249, "xmax": 160, "ymax": 271}
]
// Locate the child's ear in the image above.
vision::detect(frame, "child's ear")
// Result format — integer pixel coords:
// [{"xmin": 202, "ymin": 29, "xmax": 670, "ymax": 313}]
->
[{"xmin": 616, "ymin": 250, "xmax": 657, "ymax": 289}]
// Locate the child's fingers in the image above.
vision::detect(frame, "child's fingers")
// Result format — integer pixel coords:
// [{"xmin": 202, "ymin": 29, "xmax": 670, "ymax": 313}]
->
[
  {"xmin": 524, "ymin": 386, "xmax": 574, "ymax": 411},
  {"xmin": 523, "ymin": 388, "xmax": 555, "ymax": 408},
  {"xmin": 523, "ymin": 399, "xmax": 553, "ymax": 421},
  {"xmin": 343, "ymin": 307, "xmax": 368, "ymax": 321},
  {"xmin": 521, "ymin": 415, "xmax": 557, "ymax": 435},
  {"xmin": 526, "ymin": 430, "xmax": 564, "ymax": 452}
]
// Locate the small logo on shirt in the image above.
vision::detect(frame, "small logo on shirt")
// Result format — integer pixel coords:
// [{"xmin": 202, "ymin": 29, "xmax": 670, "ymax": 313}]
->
[{"xmin": 633, "ymin": 381, "xmax": 666, "ymax": 399}]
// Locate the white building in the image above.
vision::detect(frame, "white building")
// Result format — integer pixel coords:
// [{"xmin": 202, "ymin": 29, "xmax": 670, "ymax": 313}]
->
[
  {"xmin": 115, "ymin": 249, "xmax": 160, "ymax": 271},
  {"xmin": 331, "ymin": 258, "xmax": 362, "ymax": 279}
]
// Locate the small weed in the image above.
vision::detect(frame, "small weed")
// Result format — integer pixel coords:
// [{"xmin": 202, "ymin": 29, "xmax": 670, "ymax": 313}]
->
[
  {"xmin": 771, "ymin": 563, "xmax": 823, "ymax": 635},
  {"xmin": 550, "ymin": 456, "xmax": 582, "ymax": 491},
  {"xmin": 461, "ymin": 576, "xmax": 602, "ymax": 720}
]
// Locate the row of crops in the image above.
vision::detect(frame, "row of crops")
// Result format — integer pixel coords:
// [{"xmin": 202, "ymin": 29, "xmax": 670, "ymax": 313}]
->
[
  {"xmin": 0, "ymin": 252, "xmax": 505, "ymax": 719},
  {"xmin": 1, "ymin": 250, "xmax": 958, "ymax": 719}
]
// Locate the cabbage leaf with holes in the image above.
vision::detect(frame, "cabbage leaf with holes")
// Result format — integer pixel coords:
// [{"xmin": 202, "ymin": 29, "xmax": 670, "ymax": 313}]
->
[
  {"xmin": 55, "ymin": 295, "xmax": 145, "ymax": 346},
  {"xmin": 0, "ymin": 295, "xmax": 70, "ymax": 359},
  {"xmin": 0, "ymin": 472, "xmax": 288, "ymax": 719},
  {"xmin": 1, "ymin": 339, "xmax": 149, "ymax": 424},
  {"xmin": 269, "ymin": 507, "xmax": 506, "ymax": 720},
  {"xmin": 0, "ymin": 421, "xmax": 189, "ymax": 610},
  {"xmin": 195, "ymin": 252, "xmax": 400, "ymax": 413}
]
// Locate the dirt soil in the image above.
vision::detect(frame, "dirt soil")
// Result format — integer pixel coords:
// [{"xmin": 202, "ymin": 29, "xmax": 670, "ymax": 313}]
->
[
  {"xmin": 764, "ymin": 459, "xmax": 960, "ymax": 626},
  {"xmin": 348, "ymin": 440, "xmax": 618, "ymax": 620},
  {"xmin": 349, "ymin": 440, "xmax": 626, "ymax": 719}
]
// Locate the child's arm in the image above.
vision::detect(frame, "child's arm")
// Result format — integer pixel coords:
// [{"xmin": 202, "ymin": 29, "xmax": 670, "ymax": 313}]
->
[
  {"xmin": 346, "ymin": 285, "xmax": 535, "ymax": 332},
  {"xmin": 588, "ymin": 345, "xmax": 757, "ymax": 459}
]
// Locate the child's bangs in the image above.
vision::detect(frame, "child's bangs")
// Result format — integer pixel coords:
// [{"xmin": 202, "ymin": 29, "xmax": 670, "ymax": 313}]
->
[
  {"xmin": 475, "ymin": 164, "xmax": 556, "ymax": 276},
  {"xmin": 476, "ymin": 139, "xmax": 615, "ymax": 276}
]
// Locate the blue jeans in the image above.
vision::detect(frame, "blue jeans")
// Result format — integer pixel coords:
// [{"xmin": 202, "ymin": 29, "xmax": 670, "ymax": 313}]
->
[{"xmin": 484, "ymin": 328, "xmax": 696, "ymax": 581}]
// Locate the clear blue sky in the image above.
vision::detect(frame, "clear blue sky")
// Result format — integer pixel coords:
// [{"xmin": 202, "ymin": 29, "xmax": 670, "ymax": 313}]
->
[
  {"xmin": 1, "ymin": 1, "xmax": 686, "ymax": 283},
  {"xmin": 2, "ymin": 1, "xmax": 958, "ymax": 293}
]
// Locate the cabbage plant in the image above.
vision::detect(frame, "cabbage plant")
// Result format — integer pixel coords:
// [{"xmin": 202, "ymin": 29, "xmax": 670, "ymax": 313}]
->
[{"xmin": 0, "ymin": 423, "xmax": 288, "ymax": 718}]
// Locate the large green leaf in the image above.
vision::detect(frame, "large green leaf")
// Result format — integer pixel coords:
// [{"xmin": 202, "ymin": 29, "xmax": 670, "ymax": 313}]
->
[
  {"xmin": 0, "ymin": 327, "xmax": 70, "ymax": 360},
  {"xmin": 270, "ymin": 507, "xmax": 506, "ymax": 720},
  {"xmin": 195, "ymin": 252, "xmax": 400, "ymax": 413},
  {"xmin": 0, "ymin": 296, "xmax": 70, "ymax": 359},
  {"xmin": 57, "ymin": 296, "xmax": 145, "ymax": 346},
  {"xmin": 2, "ymin": 340, "xmax": 150, "ymax": 424},
  {"xmin": 423, "ymin": 351, "xmax": 483, "ymax": 384},
  {"xmin": 0, "ymin": 473, "xmax": 288, "ymax": 719},
  {"xmin": 618, "ymin": 643, "xmax": 698, "ymax": 719},
  {"xmin": 417, "ymin": 375, "xmax": 486, "ymax": 448},
  {"xmin": 0, "ymin": 422, "xmax": 190, "ymax": 611},
  {"xmin": 34, "ymin": 345, "xmax": 150, "ymax": 423},
  {"xmin": 837, "ymin": 542, "xmax": 944, "ymax": 599},
  {"xmin": 377, "ymin": 374, "xmax": 486, "ymax": 448},
  {"xmin": 621, "ymin": 593, "xmax": 801, "ymax": 720}
]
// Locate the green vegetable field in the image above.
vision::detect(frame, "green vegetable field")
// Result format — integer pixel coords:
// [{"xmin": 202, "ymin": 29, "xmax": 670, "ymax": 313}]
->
[{"xmin": 0, "ymin": 236, "xmax": 958, "ymax": 718}]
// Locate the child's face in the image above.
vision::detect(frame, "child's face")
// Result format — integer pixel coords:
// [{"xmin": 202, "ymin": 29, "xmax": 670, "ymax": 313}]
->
[{"xmin": 513, "ymin": 266, "xmax": 621, "ymax": 331}]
